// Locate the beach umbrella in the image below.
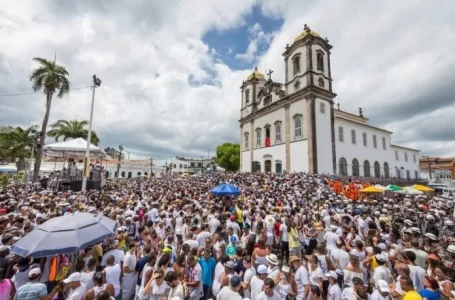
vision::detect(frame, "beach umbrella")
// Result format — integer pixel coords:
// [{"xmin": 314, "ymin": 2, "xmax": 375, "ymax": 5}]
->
[
  {"xmin": 359, "ymin": 186, "xmax": 383, "ymax": 193},
  {"xmin": 386, "ymin": 184, "xmax": 402, "ymax": 191},
  {"xmin": 411, "ymin": 184, "xmax": 434, "ymax": 192},
  {"xmin": 11, "ymin": 213, "xmax": 117, "ymax": 258},
  {"xmin": 211, "ymin": 183, "xmax": 241, "ymax": 196},
  {"xmin": 401, "ymin": 186, "xmax": 424, "ymax": 195}
]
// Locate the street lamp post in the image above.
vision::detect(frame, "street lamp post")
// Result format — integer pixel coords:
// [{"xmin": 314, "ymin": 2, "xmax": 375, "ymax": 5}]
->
[
  {"xmin": 81, "ymin": 75, "xmax": 101, "ymax": 192},
  {"xmin": 421, "ymin": 156, "xmax": 432, "ymax": 180},
  {"xmin": 201, "ymin": 156, "xmax": 204, "ymax": 175},
  {"xmin": 117, "ymin": 145, "xmax": 123, "ymax": 177}
]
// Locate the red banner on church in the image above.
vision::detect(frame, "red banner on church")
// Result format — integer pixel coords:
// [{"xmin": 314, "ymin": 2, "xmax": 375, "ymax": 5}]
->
[{"xmin": 265, "ymin": 137, "xmax": 271, "ymax": 147}]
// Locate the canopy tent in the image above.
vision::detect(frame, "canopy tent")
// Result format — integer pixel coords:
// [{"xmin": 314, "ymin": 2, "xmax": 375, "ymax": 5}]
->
[
  {"xmin": 374, "ymin": 184, "xmax": 387, "ymax": 190},
  {"xmin": 211, "ymin": 183, "xmax": 241, "ymax": 196},
  {"xmin": 43, "ymin": 138, "xmax": 106, "ymax": 158},
  {"xmin": 359, "ymin": 186, "xmax": 383, "ymax": 193},
  {"xmin": 386, "ymin": 184, "xmax": 403, "ymax": 191},
  {"xmin": 411, "ymin": 184, "xmax": 434, "ymax": 192}
]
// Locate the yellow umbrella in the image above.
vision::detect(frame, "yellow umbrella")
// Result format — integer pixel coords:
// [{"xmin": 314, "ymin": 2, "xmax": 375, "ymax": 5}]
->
[
  {"xmin": 359, "ymin": 186, "xmax": 384, "ymax": 193},
  {"xmin": 411, "ymin": 184, "xmax": 434, "ymax": 192}
]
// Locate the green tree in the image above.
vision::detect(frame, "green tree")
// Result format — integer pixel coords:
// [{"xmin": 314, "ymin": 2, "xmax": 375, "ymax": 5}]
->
[
  {"xmin": 30, "ymin": 57, "xmax": 70, "ymax": 181},
  {"xmin": 0, "ymin": 125, "xmax": 38, "ymax": 171},
  {"xmin": 215, "ymin": 142, "xmax": 240, "ymax": 171},
  {"xmin": 48, "ymin": 119, "xmax": 100, "ymax": 146}
]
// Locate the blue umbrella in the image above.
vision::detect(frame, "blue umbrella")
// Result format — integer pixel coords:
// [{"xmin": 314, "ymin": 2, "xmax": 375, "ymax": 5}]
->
[
  {"xmin": 211, "ymin": 183, "xmax": 241, "ymax": 196},
  {"xmin": 11, "ymin": 213, "xmax": 117, "ymax": 258}
]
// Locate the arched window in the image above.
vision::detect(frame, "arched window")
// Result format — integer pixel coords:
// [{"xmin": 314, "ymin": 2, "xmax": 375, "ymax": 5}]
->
[
  {"xmin": 363, "ymin": 160, "xmax": 371, "ymax": 177},
  {"xmin": 274, "ymin": 121, "xmax": 282, "ymax": 143},
  {"xmin": 255, "ymin": 128, "xmax": 261, "ymax": 147},
  {"xmin": 352, "ymin": 159, "xmax": 360, "ymax": 176},
  {"xmin": 317, "ymin": 52, "xmax": 324, "ymax": 72},
  {"xmin": 293, "ymin": 114, "xmax": 302, "ymax": 139},
  {"xmin": 374, "ymin": 161, "xmax": 380, "ymax": 178},
  {"xmin": 339, "ymin": 157, "xmax": 348, "ymax": 176},
  {"xmin": 293, "ymin": 55, "xmax": 301, "ymax": 75},
  {"xmin": 294, "ymin": 80, "xmax": 301, "ymax": 91},
  {"xmin": 144, "ymin": 172, "xmax": 148, "ymax": 176},
  {"xmin": 137, "ymin": 172, "xmax": 142, "ymax": 176},
  {"xmin": 384, "ymin": 162, "xmax": 389, "ymax": 178},
  {"xmin": 121, "ymin": 171, "xmax": 126, "ymax": 177},
  {"xmin": 244, "ymin": 132, "xmax": 249, "ymax": 150}
]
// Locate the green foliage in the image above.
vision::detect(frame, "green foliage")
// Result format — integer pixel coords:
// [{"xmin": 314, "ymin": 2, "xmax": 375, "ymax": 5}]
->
[
  {"xmin": 0, "ymin": 125, "xmax": 38, "ymax": 170},
  {"xmin": 48, "ymin": 119, "xmax": 100, "ymax": 146},
  {"xmin": 0, "ymin": 175, "xmax": 11, "ymax": 188},
  {"xmin": 215, "ymin": 142, "xmax": 240, "ymax": 171}
]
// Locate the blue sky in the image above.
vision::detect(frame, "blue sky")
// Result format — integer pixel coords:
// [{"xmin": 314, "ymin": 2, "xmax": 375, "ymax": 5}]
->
[{"xmin": 203, "ymin": 6, "xmax": 284, "ymax": 71}]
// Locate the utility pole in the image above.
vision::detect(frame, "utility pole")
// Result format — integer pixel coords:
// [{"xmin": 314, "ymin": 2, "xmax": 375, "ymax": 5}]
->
[
  {"xmin": 127, "ymin": 152, "xmax": 130, "ymax": 161},
  {"xmin": 207, "ymin": 149, "xmax": 210, "ymax": 160},
  {"xmin": 25, "ymin": 131, "xmax": 41, "ymax": 194},
  {"xmin": 149, "ymin": 157, "xmax": 153, "ymax": 177},
  {"xmin": 201, "ymin": 156, "xmax": 204, "ymax": 175},
  {"xmin": 117, "ymin": 145, "xmax": 123, "ymax": 177}
]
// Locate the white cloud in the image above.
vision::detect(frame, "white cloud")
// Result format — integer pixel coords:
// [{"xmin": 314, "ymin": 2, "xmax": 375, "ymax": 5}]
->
[{"xmin": 0, "ymin": 0, "xmax": 454, "ymax": 160}]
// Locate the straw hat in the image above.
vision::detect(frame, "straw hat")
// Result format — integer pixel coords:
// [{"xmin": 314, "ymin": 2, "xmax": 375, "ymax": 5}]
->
[{"xmin": 265, "ymin": 215, "xmax": 275, "ymax": 226}]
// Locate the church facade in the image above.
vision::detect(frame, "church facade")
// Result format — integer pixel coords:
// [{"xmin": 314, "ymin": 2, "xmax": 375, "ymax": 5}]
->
[{"xmin": 239, "ymin": 25, "xmax": 420, "ymax": 179}]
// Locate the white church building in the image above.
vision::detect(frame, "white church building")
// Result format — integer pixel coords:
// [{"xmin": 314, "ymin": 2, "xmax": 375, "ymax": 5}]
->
[{"xmin": 239, "ymin": 25, "xmax": 420, "ymax": 179}]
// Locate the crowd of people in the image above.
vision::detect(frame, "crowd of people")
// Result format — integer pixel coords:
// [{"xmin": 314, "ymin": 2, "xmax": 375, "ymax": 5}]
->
[{"xmin": 0, "ymin": 172, "xmax": 454, "ymax": 300}]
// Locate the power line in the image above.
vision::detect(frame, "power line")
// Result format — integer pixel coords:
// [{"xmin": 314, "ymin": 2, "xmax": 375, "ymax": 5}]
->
[{"xmin": 0, "ymin": 86, "xmax": 91, "ymax": 97}]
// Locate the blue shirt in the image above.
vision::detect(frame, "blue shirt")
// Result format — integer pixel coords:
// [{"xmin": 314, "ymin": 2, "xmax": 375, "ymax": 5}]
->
[
  {"xmin": 15, "ymin": 282, "xmax": 47, "ymax": 300},
  {"xmin": 419, "ymin": 289, "xmax": 440, "ymax": 300},
  {"xmin": 199, "ymin": 256, "xmax": 216, "ymax": 286},
  {"xmin": 135, "ymin": 256, "xmax": 149, "ymax": 286}
]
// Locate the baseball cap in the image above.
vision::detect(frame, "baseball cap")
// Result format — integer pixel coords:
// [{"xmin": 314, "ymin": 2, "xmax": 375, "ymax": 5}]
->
[
  {"xmin": 324, "ymin": 271, "xmax": 338, "ymax": 279},
  {"xmin": 28, "ymin": 267, "xmax": 41, "ymax": 278},
  {"xmin": 224, "ymin": 261, "xmax": 235, "ymax": 269},
  {"xmin": 257, "ymin": 265, "xmax": 268, "ymax": 274},
  {"xmin": 377, "ymin": 280, "xmax": 390, "ymax": 293},
  {"xmin": 230, "ymin": 236, "xmax": 237, "ymax": 243},
  {"xmin": 230, "ymin": 275, "xmax": 241, "ymax": 287},
  {"xmin": 63, "ymin": 272, "xmax": 81, "ymax": 283}
]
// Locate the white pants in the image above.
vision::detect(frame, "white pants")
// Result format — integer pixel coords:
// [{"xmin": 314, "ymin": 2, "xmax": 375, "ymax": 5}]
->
[{"xmin": 122, "ymin": 272, "xmax": 137, "ymax": 300}]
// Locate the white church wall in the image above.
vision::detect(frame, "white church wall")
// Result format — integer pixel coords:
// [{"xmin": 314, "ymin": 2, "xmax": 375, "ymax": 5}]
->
[
  {"xmin": 335, "ymin": 119, "xmax": 394, "ymax": 177},
  {"xmin": 391, "ymin": 146, "xmax": 420, "ymax": 179},
  {"xmin": 289, "ymin": 99, "xmax": 308, "ymax": 140},
  {"xmin": 290, "ymin": 140, "xmax": 309, "ymax": 172},
  {"xmin": 315, "ymin": 99, "xmax": 333, "ymax": 174},
  {"xmin": 242, "ymin": 151, "xmax": 251, "ymax": 172},
  {"xmin": 252, "ymin": 144, "xmax": 286, "ymax": 172},
  {"xmin": 253, "ymin": 108, "xmax": 286, "ymax": 145}
]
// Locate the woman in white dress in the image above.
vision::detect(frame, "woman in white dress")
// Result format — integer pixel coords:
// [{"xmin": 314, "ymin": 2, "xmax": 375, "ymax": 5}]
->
[{"xmin": 143, "ymin": 268, "xmax": 169, "ymax": 300}]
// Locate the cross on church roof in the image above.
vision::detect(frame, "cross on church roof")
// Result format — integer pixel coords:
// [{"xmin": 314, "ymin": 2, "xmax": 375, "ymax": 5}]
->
[{"xmin": 267, "ymin": 69, "xmax": 274, "ymax": 81}]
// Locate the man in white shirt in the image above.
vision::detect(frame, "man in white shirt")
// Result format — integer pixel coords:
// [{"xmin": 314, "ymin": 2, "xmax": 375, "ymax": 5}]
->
[
  {"xmin": 290, "ymin": 256, "xmax": 310, "ymax": 300},
  {"xmin": 122, "ymin": 242, "xmax": 137, "ymax": 300},
  {"xmin": 279, "ymin": 219, "xmax": 289, "ymax": 265},
  {"xmin": 250, "ymin": 265, "xmax": 268, "ymax": 300},
  {"xmin": 101, "ymin": 240, "xmax": 125, "ymax": 268},
  {"xmin": 373, "ymin": 254, "xmax": 392, "ymax": 285},
  {"xmin": 371, "ymin": 280, "xmax": 391, "ymax": 300},
  {"xmin": 63, "ymin": 272, "xmax": 86, "ymax": 300},
  {"xmin": 324, "ymin": 225, "xmax": 340, "ymax": 254},
  {"xmin": 330, "ymin": 240, "xmax": 350, "ymax": 278},
  {"xmin": 187, "ymin": 255, "xmax": 203, "ymax": 300},
  {"xmin": 257, "ymin": 278, "xmax": 280, "ymax": 300},
  {"xmin": 196, "ymin": 224, "xmax": 212, "ymax": 246},
  {"xmin": 241, "ymin": 256, "xmax": 256, "ymax": 299},
  {"xmin": 217, "ymin": 275, "xmax": 243, "ymax": 300},
  {"xmin": 209, "ymin": 216, "xmax": 221, "ymax": 234}
]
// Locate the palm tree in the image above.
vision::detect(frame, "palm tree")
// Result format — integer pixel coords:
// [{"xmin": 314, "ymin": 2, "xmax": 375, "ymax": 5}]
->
[
  {"xmin": 0, "ymin": 125, "xmax": 38, "ymax": 171},
  {"xmin": 48, "ymin": 119, "xmax": 100, "ymax": 146},
  {"xmin": 30, "ymin": 57, "xmax": 70, "ymax": 181}
]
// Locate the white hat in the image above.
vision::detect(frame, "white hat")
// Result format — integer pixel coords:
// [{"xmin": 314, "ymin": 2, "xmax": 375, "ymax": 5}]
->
[
  {"xmin": 377, "ymin": 280, "xmax": 390, "ymax": 293},
  {"xmin": 324, "ymin": 270, "xmax": 338, "ymax": 279},
  {"xmin": 375, "ymin": 254, "xmax": 387, "ymax": 262},
  {"xmin": 410, "ymin": 227, "xmax": 420, "ymax": 233},
  {"xmin": 424, "ymin": 233, "xmax": 437, "ymax": 240},
  {"xmin": 444, "ymin": 220, "xmax": 454, "ymax": 226},
  {"xmin": 330, "ymin": 225, "xmax": 338, "ymax": 231},
  {"xmin": 63, "ymin": 272, "xmax": 81, "ymax": 283},
  {"xmin": 282, "ymin": 265, "xmax": 290, "ymax": 273},
  {"xmin": 257, "ymin": 265, "xmax": 268, "ymax": 274},
  {"xmin": 28, "ymin": 267, "xmax": 41, "ymax": 278},
  {"xmin": 447, "ymin": 245, "xmax": 455, "ymax": 254},
  {"xmin": 266, "ymin": 254, "xmax": 278, "ymax": 265}
]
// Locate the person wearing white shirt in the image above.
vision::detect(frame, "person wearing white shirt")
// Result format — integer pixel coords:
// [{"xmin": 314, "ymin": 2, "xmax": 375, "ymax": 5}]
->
[
  {"xmin": 63, "ymin": 272, "xmax": 86, "ymax": 300},
  {"xmin": 324, "ymin": 226, "xmax": 340, "ymax": 254},
  {"xmin": 122, "ymin": 243, "xmax": 138, "ymax": 300},
  {"xmin": 372, "ymin": 254, "xmax": 392, "ymax": 286},
  {"xmin": 371, "ymin": 280, "xmax": 391, "ymax": 300},
  {"xmin": 209, "ymin": 217, "xmax": 221, "ymax": 234},
  {"xmin": 256, "ymin": 278, "xmax": 281, "ymax": 300},
  {"xmin": 326, "ymin": 271, "xmax": 341, "ymax": 300},
  {"xmin": 240, "ymin": 257, "xmax": 256, "ymax": 299},
  {"xmin": 250, "ymin": 265, "xmax": 268, "ymax": 300},
  {"xmin": 103, "ymin": 256, "xmax": 122, "ymax": 299},
  {"xmin": 101, "ymin": 240, "xmax": 125, "ymax": 268},
  {"xmin": 291, "ymin": 257, "xmax": 310, "ymax": 300}
]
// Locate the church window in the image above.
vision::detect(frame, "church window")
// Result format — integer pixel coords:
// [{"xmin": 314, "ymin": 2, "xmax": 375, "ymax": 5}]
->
[
  {"xmin": 395, "ymin": 150, "xmax": 399, "ymax": 160},
  {"xmin": 179, "ymin": 164, "xmax": 182, "ymax": 169},
  {"xmin": 363, "ymin": 160, "xmax": 371, "ymax": 177},
  {"xmin": 173, "ymin": 164, "xmax": 176, "ymax": 168},
  {"xmin": 404, "ymin": 152, "xmax": 408, "ymax": 162},
  {"xmin": 363, "ymin": 132, "xmax": 367, "ymax": 146},
  {"xmin": 294, "ymin": 80, "xmax": 301, "ymax": 91},
  {"xmin": 373, "ymin": 135, "xmax": 377, "ymax": 148},
  {"xmin": 339, "ymin": 157, "xmax": 348, "ymax": 176},
  {"xmin": 351, "ymin": 129, "xmax": 356, "ymax": 144},
  {"xmin": 190, "ymin": 162, "xmax": 195, "ymax": 167},
  {"xmin": 374, "ymin": 161, "xmax": 380, "ymax": 178},
  {"xmin": 352, "ymin": 159, "xmax": 360, "ymax": 176},
  {"xmin": 338, "ymin": 126, "xmax": 344, "ymax": 142},
  {"xmin": 244, "ymin": 132, "xmax": 249, "ymax": 150},
  {"xmin": 256, "ymin": 128, "xmax": 261, "ymax": 147},
  {"xmin": 318, "ymin": 77, "xmax": 325, "ymax": 88},
  {"xmin": 293, "ymin": 114, "xmax": 303, "ymax": 139},
  {"xmin": 319, "ymin": 102, "xmax": 325, "ymax": 114},
  {"xmin": 293, "ymin": 55, "xmax": 301, "ymax": 75},
  {"xmin": 406, "ymin": 169, "xmax": 410, "ymax": 179},
  {"xmin": 317, "ymin": 52, "xmax": 324, "ymax": 72},
  {"xmin": 384, "ymin": 162, "xmax": 390, "ymax": 178},
  {"xmin": 413, "ymin": 154, "xmax": 416, "ymax": 163},
  {"xmin": 382, "ymin": 137, "xmax": 386, "ymax": 150},
  {"xmin": 274, "ymin": 121, "xmax": 282, "ymax": 143},
  {"xmin": 414, "ymin": 170, "xmax": 418, "ymax": 179},
  {"xmin": 245, "ymin": 89, "xmax": 250, "ymax": 104}
]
